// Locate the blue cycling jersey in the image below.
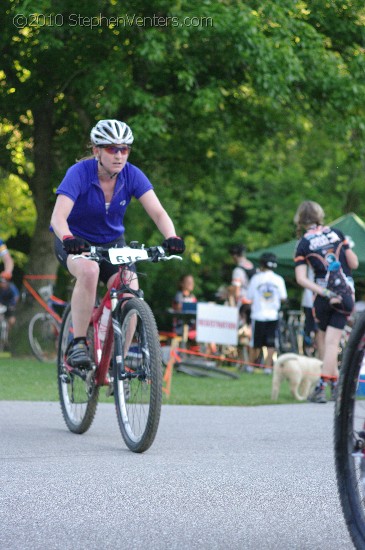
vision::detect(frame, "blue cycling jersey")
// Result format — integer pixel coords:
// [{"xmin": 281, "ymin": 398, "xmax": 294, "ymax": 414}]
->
[{"xmin": 55, "ymin": 158, "xmax": 153, "ymax": 243}]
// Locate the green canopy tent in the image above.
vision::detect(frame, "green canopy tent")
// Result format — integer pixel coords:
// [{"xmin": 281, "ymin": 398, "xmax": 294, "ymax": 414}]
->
[{"xmin": 247, "ymin": 213, "xmax": 365, "ymax": 281}]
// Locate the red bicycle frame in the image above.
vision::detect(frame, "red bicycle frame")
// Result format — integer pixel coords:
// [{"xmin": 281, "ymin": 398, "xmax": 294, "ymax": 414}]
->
[{"xmin": 91, "ymin": 268, "xmax": 132, "ymax": 387}]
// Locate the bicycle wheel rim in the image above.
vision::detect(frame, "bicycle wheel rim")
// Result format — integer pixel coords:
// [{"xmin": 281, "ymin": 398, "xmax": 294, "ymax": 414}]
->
[
  {"xmin": 335, "ymin": 312, "xmax": 365, "ymax": 548},
  {"xmin": 57, "ymin": 305, "xmax": 99, "ymax": 434},
  {"xmin": 113, "ymin": 299, "xmax": 162, "ymax": 453},
  {"xmin": 29, "ymin": 313, "xmax": 58, "ymax": 362}
]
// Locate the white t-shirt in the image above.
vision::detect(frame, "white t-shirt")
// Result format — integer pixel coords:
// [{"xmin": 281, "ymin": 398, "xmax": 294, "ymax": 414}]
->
[{"xmin": 247, "ymin": 270, "xmax": 287, "ymax": 321}]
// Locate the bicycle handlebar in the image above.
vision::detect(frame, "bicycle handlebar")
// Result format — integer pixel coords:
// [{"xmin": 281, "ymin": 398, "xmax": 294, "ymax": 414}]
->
[{"xmin": 71, "ymin": 243, "xmax": 183, "ymax": 265}]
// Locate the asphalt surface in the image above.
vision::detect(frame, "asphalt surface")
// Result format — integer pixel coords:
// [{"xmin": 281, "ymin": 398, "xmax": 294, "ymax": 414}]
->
[{"xmin": 0, "ymin": 400, "xmax": 355, "ymax": 549}]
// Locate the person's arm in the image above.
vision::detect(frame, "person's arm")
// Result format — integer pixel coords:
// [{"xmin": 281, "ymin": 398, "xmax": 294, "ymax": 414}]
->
[
  {"xmin": 138, "ymin": 190, "xmax": 177, "ymax": 238},
  {"xmin": 1, "ymin": 250, "xmax": 14, "ymax": 279},
  {"xmin": 50, "ymin": 195, "xmax": 76, "ymax": 240},
  {"xmin": 295, "ymin": 264, "xmax": 323, "ymax": 294},
  {"xmin": 345, "ymin": 248, "xmax": 359, "ymax": 270}
]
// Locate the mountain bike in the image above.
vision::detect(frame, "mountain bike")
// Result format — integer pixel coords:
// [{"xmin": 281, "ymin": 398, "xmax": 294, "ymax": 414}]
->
[
  {"xmin": 23, "ymin": 275, "xmax": 67, "ymax": 362},
  {"xmin": 57, "ymin": 243, "xmax": 181, "ymax": 453},
  {"xmin": 334, "ymin": 311, "xmax": 365, "ymax": 548}
]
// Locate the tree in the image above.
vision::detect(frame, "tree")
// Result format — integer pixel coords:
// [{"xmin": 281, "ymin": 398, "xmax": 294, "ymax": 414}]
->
[{"xmin": 1, "ymin": 0, "xmax": 365, "ymax": 334}]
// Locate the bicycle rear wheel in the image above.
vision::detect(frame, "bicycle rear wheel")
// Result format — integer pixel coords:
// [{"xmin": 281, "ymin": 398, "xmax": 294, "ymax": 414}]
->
[
  {"xmin": 29, "ymin": 312, "xmax": 59, "ymax": 362},
  {"xmin": 334, "ymin": 312, "xmax": 365, "ymax": 548},
  {"xmin": 113, "ymin": 298, "xmax": 162, "ymax": 453},
  {"xmin": 57, "ymin": 305, "xmax": 99, "ymax": 434}
]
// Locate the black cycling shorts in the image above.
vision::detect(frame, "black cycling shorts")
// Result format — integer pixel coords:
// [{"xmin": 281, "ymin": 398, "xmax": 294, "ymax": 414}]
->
[
  {"xmin": 54, "ymin": 235, "xmax": 136, "ymax": 286},
  {"xmin": 314, "ymin": 295, "xmax": 349, "ymax": 331}
]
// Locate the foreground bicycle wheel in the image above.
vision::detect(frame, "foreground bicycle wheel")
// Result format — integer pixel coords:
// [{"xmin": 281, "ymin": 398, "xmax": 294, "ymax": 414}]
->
[
  {"xmin": 335, "ymin": 312, "xmax": 365, "ymax": 548},
  {"xmin": 113, "ymin": 298, "xmax": 162, "ymax": 453},
  {"xmin": 29, "ymin": 312, "xmax": 59, "ymax": 362},
  {"xmin": 57, "ymin": 305, "xmax": 99, "ymax": 434}
]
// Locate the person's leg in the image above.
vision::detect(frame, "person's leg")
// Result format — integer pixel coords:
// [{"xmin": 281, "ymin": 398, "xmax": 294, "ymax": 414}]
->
[
  {"xmin": 265, "ymin": 347, "xmax": 275, "ymax": 368},
  {"xmin": 67, "ymin": 256, "xmax": 100, "ymax": 338},
  {"xmin": 249, "ymin": 319, "xmax": 262, "ymax": 370},
  {"xmin": 316, "ymin": 329, "xmax": 326, "ymax": 360},
  {"xmin": 322, "ymin": 325, "xmax": 343, "ymax": 379}
]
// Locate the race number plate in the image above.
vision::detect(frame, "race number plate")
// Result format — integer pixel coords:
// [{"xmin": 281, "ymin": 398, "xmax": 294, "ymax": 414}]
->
[{"xmin": 108, "ymin": 247, "xmax": 149, "ymax": 265}]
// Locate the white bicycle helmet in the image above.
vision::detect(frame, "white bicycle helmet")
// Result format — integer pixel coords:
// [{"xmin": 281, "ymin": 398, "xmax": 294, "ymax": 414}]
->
[{"xmin": 90, "ymin": 119, "xmax": 134, "ymax": 146}]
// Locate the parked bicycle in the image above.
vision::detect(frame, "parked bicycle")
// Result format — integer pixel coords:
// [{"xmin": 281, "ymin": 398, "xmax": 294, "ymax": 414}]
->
[
  {"xmin": 23, "ymin": 275, "xmax": 67, "ymax": 362},
  {"xmin": 57, "ymin": 242, "xmax": 181, "ymax": 453},
  {"xmin": 278, "ymin": 309, "xmax": 302, "ymax": 355},
  {"xmin": 334, "ymin": 311, "xmax": 365, "ymax": 548}
]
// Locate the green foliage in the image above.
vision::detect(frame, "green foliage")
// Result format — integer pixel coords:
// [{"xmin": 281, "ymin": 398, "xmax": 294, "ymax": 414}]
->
[{"xmin": 0, "ymin": 0, "xmax": 365, "ymax": 327}]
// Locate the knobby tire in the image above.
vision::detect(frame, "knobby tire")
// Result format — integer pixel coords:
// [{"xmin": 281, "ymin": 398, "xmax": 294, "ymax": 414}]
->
[
  {"xmin": 29, "ymin": 312, "xmax": 59, "ymax": 362},
  {"xmin": 113, "ymin": 298, "xmax": 162, "ymax": 453},
  {"xmin": 57, "ymin": 304, "xmax": 99, "ymax": 434},
  {"xmin": 334, "ymin": 311, "xmax": 365, "ymax": 549}
]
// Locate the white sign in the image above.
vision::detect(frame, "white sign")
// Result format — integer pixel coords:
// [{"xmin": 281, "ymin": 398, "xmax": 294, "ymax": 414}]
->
[
  {"xmin": 108, "ymin": 247, "xmax": 149, "ymax": 265},
  {"xmin": 196, "ymin": 303, "xmax": 238, "ymax": 346}
]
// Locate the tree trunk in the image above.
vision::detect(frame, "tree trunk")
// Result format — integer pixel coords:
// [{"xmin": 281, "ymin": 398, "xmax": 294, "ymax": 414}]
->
[
  {"xmin": 12, "ymin": 102, "xmax": 60, "ymax": 356},
  {"xmin": 27, "ymin": 101, "xmax": 58, "ymax": 275}
]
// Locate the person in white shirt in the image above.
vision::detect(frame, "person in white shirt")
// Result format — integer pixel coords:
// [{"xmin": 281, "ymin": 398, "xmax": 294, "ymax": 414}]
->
[{"xmin": 247, "ymin": 252, "xmax": 287, "ymax": 373}]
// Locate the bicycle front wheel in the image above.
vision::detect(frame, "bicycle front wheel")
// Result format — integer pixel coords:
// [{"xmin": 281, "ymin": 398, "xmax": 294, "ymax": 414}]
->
[
  {"xmin": 113, "ymin": 298, "xmax": 162, "ymax": 453},
  {"xmin": 29, "ymin": 312, "xmax": 59, "ymax": 362},
  {"xmin": 335, "ymin": 312, "xmax": 365, "ymax": 548},
  {"xmin": 57, "ymin": 305, "xmax": 99, "ymax": 434}
]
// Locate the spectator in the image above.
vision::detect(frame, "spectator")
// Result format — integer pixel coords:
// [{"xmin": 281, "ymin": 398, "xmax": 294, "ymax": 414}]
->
[
  {"xmin": 294, "ymin": 200, "xmax": 358, "ymax": 403},
  {"xmin": 0, "ymin": 239, "xmax": 14, "ymax": 280},
  {"xmin": 246, "ymin": 253, "xmax": 288, "ymax": 374},
  {"xmin": 172, "ymin": 274, "xmax": 197, "ymax": 340},
  {"xmin": 229, "ymin": 244, "xmax": 256, "ymax": 325},
  {"xmin": 0, "ymin": 277, "xmax": 20, "ymax": 343}
]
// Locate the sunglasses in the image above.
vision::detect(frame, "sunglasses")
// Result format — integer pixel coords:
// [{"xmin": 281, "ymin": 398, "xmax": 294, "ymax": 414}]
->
[{"xmin": 100, "ymin": 145, "xmax": 131, "ymax": 155}]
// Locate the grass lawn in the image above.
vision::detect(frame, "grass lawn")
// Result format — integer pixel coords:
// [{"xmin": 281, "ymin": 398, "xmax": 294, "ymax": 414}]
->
[{"xmin": 0, "ymin": 356, "xmax": 302, "ymax": 406}]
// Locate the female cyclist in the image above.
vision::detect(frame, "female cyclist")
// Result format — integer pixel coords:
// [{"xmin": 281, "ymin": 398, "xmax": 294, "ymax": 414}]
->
[
  {"xmin": 294, "ymin": 201, "xmax": 358, "ymax": 403},
  {"xmin": 50, "ymin": 119, "xmax": 185, "ymax": 368}
]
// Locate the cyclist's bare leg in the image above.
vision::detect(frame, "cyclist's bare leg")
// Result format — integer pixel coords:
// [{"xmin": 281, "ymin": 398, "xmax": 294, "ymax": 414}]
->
[
  {"xmin": 67, "ymin": 256, "xmax": 100, "ymax": 338},
  {"xmin": 316, "ymin": 329, "xmax": 325, "ymax": 360},
  {"xmin": 322, "ymin": 326, "xmax": 343, "ymax": 379},
  {"xmin": 107, "ymin": 268, "xmax": 139, "ymax": 356}
]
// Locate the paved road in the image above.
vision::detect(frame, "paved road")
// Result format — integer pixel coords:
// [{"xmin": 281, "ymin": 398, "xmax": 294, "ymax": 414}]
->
[{"xmin": 0, "ymin": 400, "xmax": 355, "ymax": 549}]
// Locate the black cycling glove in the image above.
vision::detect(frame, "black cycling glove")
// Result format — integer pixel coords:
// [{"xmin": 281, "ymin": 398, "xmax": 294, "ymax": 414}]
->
[
  {"xmin": 162, "ymin": 236, "xmax": 185, "ymax": 253},
  {"xmin": 62, "ymin": 235, "xmax": 89, "ymax": 255}
]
